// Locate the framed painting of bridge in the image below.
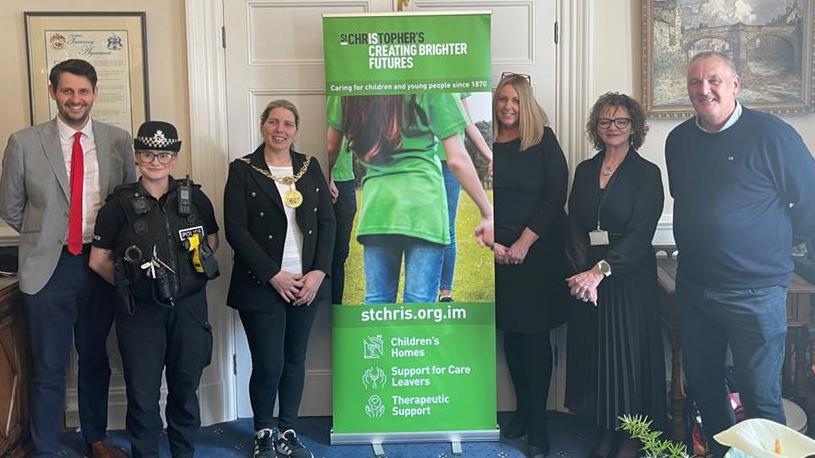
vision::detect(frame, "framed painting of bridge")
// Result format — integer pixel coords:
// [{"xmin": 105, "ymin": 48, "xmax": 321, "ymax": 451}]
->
[{"xmin": 642, "ymin": 0, "xmax": 815, "ymax": 117}]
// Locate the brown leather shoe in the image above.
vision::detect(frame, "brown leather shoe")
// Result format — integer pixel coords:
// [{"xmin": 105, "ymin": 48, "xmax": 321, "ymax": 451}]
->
[{"xmin": 88, "ymin": 441, "xmax": 127, "ymax": 458}]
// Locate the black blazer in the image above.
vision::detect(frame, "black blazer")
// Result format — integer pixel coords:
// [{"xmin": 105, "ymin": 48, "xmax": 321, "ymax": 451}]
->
[{"xmin": 224, "ymin": 146, "xmax": 336, "ymax": 312}]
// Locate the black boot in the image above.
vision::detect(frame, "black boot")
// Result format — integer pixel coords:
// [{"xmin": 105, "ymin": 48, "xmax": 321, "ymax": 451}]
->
[
  {"xmin": 502, "ymin": 411, "xmax": 528, "ymax": 439},
  {"xmin": 527, "ymin": 443, "xmax": 549, "ymax": 458},
  {"xmin": 527, "ymin": 421, "xmax": 550, "ymax": 458},
  {"xmin": 591, "ymin": 430, "xmax": 623, "ymax": 458}
]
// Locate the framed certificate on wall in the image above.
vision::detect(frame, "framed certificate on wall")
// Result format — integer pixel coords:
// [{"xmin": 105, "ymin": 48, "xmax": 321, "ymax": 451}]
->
[{"xmin": 25, "ymin": 12, "xmax": 149, "ymax": 135}]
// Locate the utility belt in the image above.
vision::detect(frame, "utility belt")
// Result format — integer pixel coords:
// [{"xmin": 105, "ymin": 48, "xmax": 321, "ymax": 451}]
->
[{"xmin": 114, "ymin": 236, "xmax": 218, "ymax": 314}]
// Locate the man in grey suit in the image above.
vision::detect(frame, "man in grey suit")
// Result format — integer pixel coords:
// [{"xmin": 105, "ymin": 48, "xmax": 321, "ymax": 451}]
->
[{"xmin": 0, "ymin": 59, "xmax": 135, "ymax": 457}]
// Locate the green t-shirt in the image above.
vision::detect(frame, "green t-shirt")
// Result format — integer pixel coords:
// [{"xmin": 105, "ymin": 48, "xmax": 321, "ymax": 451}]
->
[
  {"xmin": 327, "ymin": 93, "xmax": 467, "ymax": 244},
  {"xmin": 436, "ymin": 92, "xmax": 470, "ymax": 161},
  {"xmin": 326, "ymin": 96, "xmax": 355, "ymax": 182}
]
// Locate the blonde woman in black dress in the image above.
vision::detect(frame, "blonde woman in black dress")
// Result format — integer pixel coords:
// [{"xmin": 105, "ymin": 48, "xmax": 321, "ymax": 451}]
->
[{"xmin": 493, "ymin": 73, "xmax": 569, "ymax": 458}]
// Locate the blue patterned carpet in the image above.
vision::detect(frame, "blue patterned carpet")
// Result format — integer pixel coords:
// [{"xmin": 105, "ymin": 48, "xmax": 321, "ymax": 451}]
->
[{"xmin": 60, "ymin": 412, "xmax": 604, "ymax": 457}]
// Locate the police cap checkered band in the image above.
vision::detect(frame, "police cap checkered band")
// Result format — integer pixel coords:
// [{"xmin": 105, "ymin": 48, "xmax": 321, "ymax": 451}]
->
[{"xmin": 134, "ymin": 120, "xmax": 182, "ymax": 152}]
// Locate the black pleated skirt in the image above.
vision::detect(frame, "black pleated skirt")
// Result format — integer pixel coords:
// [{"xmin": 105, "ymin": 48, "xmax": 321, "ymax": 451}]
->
[{"xmin": 565, "ymin": 255, "xmax": 667, "ymax": 431}]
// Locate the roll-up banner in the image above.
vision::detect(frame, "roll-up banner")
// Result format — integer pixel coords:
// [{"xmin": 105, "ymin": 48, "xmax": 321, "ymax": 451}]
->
[{"xmin": 323, "ymin": 11, "xmax": 497, "ymax": 447}]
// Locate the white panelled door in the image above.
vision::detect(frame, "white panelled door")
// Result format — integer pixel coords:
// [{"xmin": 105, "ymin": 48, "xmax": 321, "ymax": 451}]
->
[{"xmin": 223, "ymin": 0, "xmax": 558, "ymax": 418}]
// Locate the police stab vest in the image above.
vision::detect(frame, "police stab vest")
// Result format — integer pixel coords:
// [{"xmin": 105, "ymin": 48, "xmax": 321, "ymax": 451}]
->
[{"xmin": 111, "ymin": 178, "xmax": 210, "ymax": 306}]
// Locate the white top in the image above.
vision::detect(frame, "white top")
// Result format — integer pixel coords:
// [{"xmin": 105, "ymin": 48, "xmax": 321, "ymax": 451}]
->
[
  {"xmin": 267, "ymin": 164, "xmax": 304, "ymax": 276},
  {"xmin": 56, "ymin": 116, "xmax": 101, "ymax": 244}
]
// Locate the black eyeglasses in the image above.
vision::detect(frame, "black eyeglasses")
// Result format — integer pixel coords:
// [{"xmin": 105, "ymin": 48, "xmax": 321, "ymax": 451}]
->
[
  {"xmin": 137, "ymin": 150, "xmax": 176, "ymax": 165},
  {"xmin": 500, "ymin": 72, "xmax": 531, "ymax": 83},
  {"xmin": 597, "ymin": 117, "xmax": 631, "ymax": 129}
]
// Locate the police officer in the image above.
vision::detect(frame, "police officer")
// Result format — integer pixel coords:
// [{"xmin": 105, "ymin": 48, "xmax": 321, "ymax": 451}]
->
[{"xmin": 89, "ymin": 121, "xmax": 219, "ymax": 458}]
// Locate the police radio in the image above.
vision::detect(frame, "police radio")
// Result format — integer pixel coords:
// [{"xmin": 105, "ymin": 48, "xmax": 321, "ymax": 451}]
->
[
  {"xmin": 198, "ymin": 240, "xmax": 220, "ymax": 280},
  {"xmin": 178, "ymin": 175, "xmax": 193, "ymax": 215}
]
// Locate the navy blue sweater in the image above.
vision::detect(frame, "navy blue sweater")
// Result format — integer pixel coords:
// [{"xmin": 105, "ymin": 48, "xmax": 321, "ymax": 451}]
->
[{"xmin": 666, "ymin": 107, "xmax": 815, "ymax": 289}]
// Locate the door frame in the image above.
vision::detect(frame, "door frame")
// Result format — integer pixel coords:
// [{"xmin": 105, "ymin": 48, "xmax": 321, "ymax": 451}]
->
[{"xmin": 184, "ymin": 0, "xmax": 235, "ymax": 424}]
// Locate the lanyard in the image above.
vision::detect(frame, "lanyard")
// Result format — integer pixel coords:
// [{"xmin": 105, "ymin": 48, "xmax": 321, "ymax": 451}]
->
[{"xmin": 595, "ymin": 155, "xmax": 626, "ymax": 230}]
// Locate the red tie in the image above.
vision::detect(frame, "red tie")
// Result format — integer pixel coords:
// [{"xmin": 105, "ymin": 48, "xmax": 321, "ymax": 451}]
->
[{"xmin": 68, "ymin": 131, "xmax": 84, "ymax": 255}]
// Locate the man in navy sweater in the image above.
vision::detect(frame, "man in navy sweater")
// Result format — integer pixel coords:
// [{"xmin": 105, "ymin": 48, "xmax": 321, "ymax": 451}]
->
[{"xmin": 666, "ymin": 51, "xmax": 815, "ymax": 457}]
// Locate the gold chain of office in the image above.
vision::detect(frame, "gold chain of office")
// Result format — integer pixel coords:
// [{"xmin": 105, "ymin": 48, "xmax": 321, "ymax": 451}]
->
[{"xmin": 238, "ymin": 156, "xmax": 311, "ymax": 208}]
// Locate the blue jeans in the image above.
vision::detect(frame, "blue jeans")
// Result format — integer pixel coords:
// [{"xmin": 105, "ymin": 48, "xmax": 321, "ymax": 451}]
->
[
  {"xmin": 678, "ymin": 280, "xmax": 787, "ymax": 458},
  {"xmin": 439, "ymin": 161, "xmax": 460, "ymax": 292},
  {"xmin": 363, "ymin": 235, "xmax": 444, "ymax": 303}
]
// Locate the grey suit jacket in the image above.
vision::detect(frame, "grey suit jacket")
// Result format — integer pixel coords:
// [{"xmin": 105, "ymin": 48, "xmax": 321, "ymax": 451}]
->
[{"xmin": 0, "ymin": 118, "xmax": 137, "ymax": 294}]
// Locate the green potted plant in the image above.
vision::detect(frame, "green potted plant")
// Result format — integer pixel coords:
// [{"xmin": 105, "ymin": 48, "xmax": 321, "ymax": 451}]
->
[{"xmin": 619, "ymin": 414, "xmax": 691, "ymax": 458}]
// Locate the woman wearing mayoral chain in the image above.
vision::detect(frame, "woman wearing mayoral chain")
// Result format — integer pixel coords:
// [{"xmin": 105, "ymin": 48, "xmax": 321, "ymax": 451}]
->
[{"xmin": 223, "ymin": 99, "xmax": 335, "ymax": 458}]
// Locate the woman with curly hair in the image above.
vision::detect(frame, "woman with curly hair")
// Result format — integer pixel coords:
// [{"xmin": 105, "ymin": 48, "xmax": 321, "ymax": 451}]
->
[{"xmin": 565, "ymin": 92, "xmax": 667, "ymax": 457}]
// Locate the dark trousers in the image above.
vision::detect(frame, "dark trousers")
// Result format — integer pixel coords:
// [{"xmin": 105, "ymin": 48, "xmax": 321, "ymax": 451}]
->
[
  {"xmin": 240, "ymin": 301, "xmax": 319, "ymax": 431},
  {"xmin": 331, "ymin": 180, "xmax": 357, "ymax": 304},
  {"xmin": 678, "ymin": 280, "xmax": 787, "ymax": 458},
  {"xmin": 503, "ymin": 330, "xmax": 553, "ymax": 447},
  {"xmin": 116, "ymin": 289, "xmax": 212, "ymax": 458},
  {"xmin": 25, "ymin": 248, "xmax": 116, "ymax": 456}
]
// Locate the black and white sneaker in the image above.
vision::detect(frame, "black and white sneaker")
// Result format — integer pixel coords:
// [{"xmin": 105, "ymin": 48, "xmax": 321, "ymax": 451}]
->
[
  {"xmin": 275, "ymin": 429, "xmax": 314, "ymax": 458},
  {"xmin": 253, "ymin": 428, "xmax": 277, "ymax": 458}
]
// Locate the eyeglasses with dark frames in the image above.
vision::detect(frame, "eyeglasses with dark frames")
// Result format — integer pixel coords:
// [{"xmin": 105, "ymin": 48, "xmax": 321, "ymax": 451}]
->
[
  {"xmin": 137, "ymin": 150, "xmax": 177, "ymax": 165},
  {"xmin": 500, "ymin": 72, "xmax": 531, "ymax": 83},
  {"xmin": 597, "ymin": 117, "xmax": 631, "ymax": 129}
]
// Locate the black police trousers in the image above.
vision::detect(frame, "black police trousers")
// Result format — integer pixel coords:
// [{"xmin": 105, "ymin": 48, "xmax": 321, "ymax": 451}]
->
[{"xmin": 115, "ymin": 288, "xmax": 213, "ymax": 458}]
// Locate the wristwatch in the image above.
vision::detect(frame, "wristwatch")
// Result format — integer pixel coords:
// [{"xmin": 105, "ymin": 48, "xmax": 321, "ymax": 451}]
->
[{"xmin": 596, "ymin": 259, "xmax": 612, "ymax": 277}]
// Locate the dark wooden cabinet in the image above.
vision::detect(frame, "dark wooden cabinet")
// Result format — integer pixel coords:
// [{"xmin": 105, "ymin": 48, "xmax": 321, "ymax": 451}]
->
[{"xmin": 0, "ymin": 277, "xmax": 32, "ymax": 457}]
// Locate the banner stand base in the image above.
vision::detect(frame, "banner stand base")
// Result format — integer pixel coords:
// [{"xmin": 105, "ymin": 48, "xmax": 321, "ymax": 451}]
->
[
  {"xmin": 330, "ymin": 428, "xmax": 500, "ymax": 446},
  {"xmin": 372, "ymin": 443, "xmax": 385, "ymax": 457}
]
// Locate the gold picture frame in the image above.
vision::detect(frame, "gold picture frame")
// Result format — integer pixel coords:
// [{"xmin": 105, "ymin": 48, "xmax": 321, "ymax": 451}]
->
[
  {"xmin": 642, "ymin": 0, "xmax": 815, "ymax": 117},
  {"xmin": 25, "ymin": 12, "xmax": 149, "ymax": 135}
]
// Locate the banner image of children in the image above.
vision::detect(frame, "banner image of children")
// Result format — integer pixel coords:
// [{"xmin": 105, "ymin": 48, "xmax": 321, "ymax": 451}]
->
[{"xmin": 326, "ymin": 93, "xmax": 494, "ymax": 304}]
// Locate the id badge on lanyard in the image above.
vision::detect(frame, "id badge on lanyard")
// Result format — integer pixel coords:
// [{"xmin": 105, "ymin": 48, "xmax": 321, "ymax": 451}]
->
[
  {"xmin": 589, "ymin": 225, "xmax": 610, "ymax": 246},
  {"xmin": 590, "ymin": 162, "xmax": 618, "ymax": 247}
]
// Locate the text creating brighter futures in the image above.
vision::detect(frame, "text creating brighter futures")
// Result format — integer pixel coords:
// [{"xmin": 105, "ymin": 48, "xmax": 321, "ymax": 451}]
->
[{"xmin": 339, "ymin": 31, "xmax": 469, "ymax": 69}]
